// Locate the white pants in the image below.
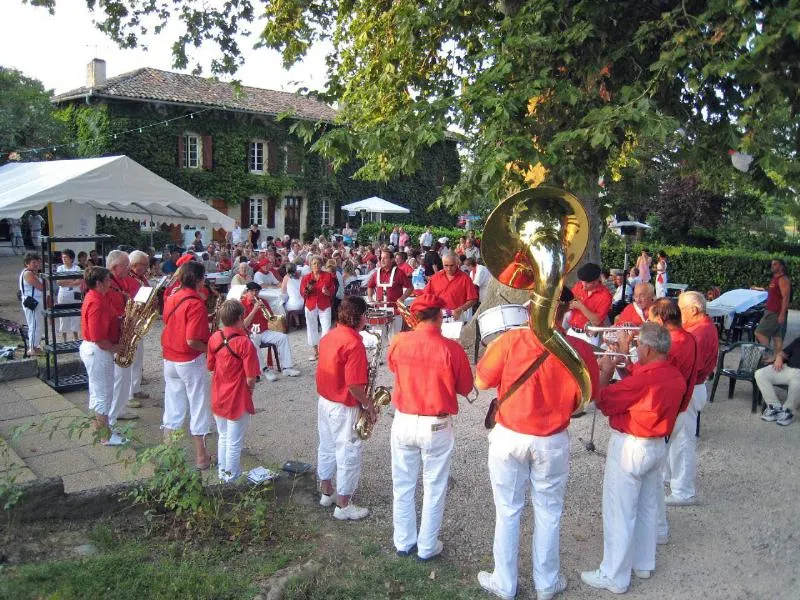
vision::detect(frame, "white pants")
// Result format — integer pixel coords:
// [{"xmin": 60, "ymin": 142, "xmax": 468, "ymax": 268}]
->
[
  {"xmin": 163, "ymin": 355, "xmax": 212, "ymax": 435},
  {"xmin": 251, "ymin": 330, "xmax": 294, "ymax": 371},
  {"xmin": 130, "ymin": 342, "xmax": 145, "ymax": 396},
  {"xmin": 664, "ymin": 383, "xmax": 707, "ymax": 500},
  {"xmin": 600, "ymin": 430, "xmax": 667, "ymax": 590},
  {"xmin": 22, "ymin": 302, "xmax": 44, "ymax": 352},
  {"xmin": 215, "ymin": 413, "xmax": 249, "ymax": 482},
  {"xmin": 79, "ymin": 341, "xmax": 114, "ymax": 415},
  {"xmin": 56, "ymin": 288, "xmax": 80, "ymax": 334},
  {"xmin": 109, "ymin": 363, "xmax": 132, "ymax": 427},
  {"xmin": 567, "ymin": 328, "xmax": 600, "ymax": 347},
  {"xmin": 317, "ymin": 396, "xmax": 362, "ymax": 497},
  {"xmin": 755, "ymin": 364, "xmax": 800, "ymax": 412},
  {"xmin": 391, "ymin": 411, "xmax": 455, "ymax": 556},
  {"xmin": 305, "ymin": 306, "xmax": 332, "ymax": 346},
  {"xmin": 487, "ymin": 424, "xmax": 570, "ymax": 597}
]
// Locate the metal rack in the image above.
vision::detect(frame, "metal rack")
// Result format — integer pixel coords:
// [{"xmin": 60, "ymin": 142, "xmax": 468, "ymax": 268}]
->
[{"xmin": 40, "ymin": 234, "xmax": 116, "ymax": 391}]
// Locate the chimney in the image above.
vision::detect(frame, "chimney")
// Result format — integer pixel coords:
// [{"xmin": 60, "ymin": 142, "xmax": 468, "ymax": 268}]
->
[{"xmin": 86, "ymin": 58, "xmax": 106, "ymax": 88}]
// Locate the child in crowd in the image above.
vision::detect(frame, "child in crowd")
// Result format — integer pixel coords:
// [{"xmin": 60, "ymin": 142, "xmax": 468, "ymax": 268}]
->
[{"xmin": 207, "ymin": 300, "xmax": 260, "ymax": 482}]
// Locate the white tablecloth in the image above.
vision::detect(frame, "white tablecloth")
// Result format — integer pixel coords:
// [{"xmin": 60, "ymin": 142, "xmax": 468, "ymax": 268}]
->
[
  {"xmin": 206, "ymin": 272, "xmax": 232, "ymax": 286},
  {"xmin": 259, "ymin": 288, "xmax": 286, "ymax": 315},
  {"xmin": 707, "ymin": 289, "xmax": 768, "ymax": 329}
]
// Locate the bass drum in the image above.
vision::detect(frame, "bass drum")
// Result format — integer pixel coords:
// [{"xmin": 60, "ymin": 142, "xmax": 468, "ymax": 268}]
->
[{"xmin": 477, "ymin": 304, "xmax": 529, "ymax": 344}]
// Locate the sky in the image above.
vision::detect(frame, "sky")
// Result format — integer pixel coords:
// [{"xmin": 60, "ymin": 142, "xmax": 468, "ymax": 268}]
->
[{"xmin": 1, "ymin": 0, "xmax": 330, "ymax": 94}]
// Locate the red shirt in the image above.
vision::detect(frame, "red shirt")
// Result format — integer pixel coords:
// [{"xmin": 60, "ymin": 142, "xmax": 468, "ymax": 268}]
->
[
  {"xmin": 667, "ymin": 326, "xmax": 699, "ymax": 413},
  {"xmin": 108, "ymin": 274, "xmax": 139, "ymax": 316},
  {"xmin": 219, "ymin": 258, "xmax": 232, "ymax": 271},
  {"xmin": 161, "ymin": 287, "xmax": 210, "ymax": 362},
  {"xmin": 241, "ymin": 294, "xmax": 275, "ymax": 332},
  {"xmin": 301, "ymin": 271, "xmax": 336, "ymax": 311},
  {"xmin": 597, "ymin": 361, "xmax": 686, "ymax": 438},
  {"xmin": 388, "ymin": 322, "xmax": 473, "ymax": 416},
  {"xmin": 367, "ymin": 266, "xmax": 411, "ymax": 305},
  {"xmin": 423, "ymin": 269, "xmax": 478, "ymax": 311},
  {"xmin": 684, "ymin": 315, "xmax": 719, "ymax": 385},
  {"xmin": 81, "ymin": 289, "xmax": 120, "ymax": 344},
  {"xmin": 477, "ymin": 329, "xmax": 600, "ymax": 436},
  {"xmin": 316, "ymin": 325, "xmax": 369, "ymax": 407},
  {"xmin": 207, "ymin": 326, "xmax": 260, "ymax": 420},
  {"xmin": 397, "ymin": 262, "xmax": 413, "ymax": 277},
  {"xmin": 569, "ymin": 283, "xmax": 613, "ymax": 329},
  {"xmin": 615, "ymin": 303, "xmax": 645, "ymax": 326}
]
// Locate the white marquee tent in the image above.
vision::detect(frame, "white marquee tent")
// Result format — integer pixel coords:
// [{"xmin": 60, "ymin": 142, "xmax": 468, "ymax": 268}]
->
[
  {"xmin": 341, "ymin": 196, "xmax": 410, "ymax": 224},
  {"xmin": 0, "ymin": 156, "xmax": 235, "ymax": 245}
]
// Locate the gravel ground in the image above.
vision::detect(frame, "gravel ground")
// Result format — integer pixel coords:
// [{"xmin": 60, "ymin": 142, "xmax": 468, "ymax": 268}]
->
[{"xmin": 0, "ymin": 254, "xmax": 797, "ymax": 599}]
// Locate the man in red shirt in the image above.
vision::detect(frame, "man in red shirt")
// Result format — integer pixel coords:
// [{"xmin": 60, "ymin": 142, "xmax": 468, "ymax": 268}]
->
[
  {"xmin": 422, "ymin": 251, "xmax": 478, "ymax": 322},
  {"xmin": 755, "ymin": 258, "xmax": 791, "ymax": 357},
  {"xmin": 568, "ymin": 262, "xmax": 613, "ymax": 345},
  {"xmin": 394, "ymin": 251, "xmax": 413, "ymax": 278},
  {"xmin": 475, "ymin": 288, "xmax": 599, "ymax": 600},
  {"xmin": 665, "ymin": 291, "xmax": 719, "ymax": 505},
  {"xmin": 241, "ymin": 282, "xmax": 300, "ymax": 380},
  {"xmin": 127, "ymin": 250, "xmax": 152, "ymax": 406},
  {"xmin": 367, "ymin": 249, "xmax": 412, "ymax": 337},
  {"xmin": 387, "ymin": 293, "xmax": 473, "ymax": 560},
  {"xmin": 316, "ymin": 296, "xmax": 375, "ymax": 521},
  {"xmin": 161, "ymin": 261, "xmax": 213, "ymax": 469},
  {"xmin": 614, "ymin": 282, "xmax": 655, "ymax": 326},
  {"xmin": 581, "ymin": 322, "xmax": 686, "ymax": 595}
]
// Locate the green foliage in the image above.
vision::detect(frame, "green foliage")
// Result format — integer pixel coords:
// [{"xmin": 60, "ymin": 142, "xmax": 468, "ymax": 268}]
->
[
  {"xmin": 356, "ymin": 222, "xmax": 470, "ymax": 248},
  {"xmin": 96, "ymin": 215, "xmax": 172, "ymax": 251}
]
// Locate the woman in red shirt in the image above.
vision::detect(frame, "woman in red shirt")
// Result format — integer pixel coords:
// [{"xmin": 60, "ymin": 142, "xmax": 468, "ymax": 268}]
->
[
  {"xmin": 300, "ymin": 255, "xmax": 336, "ymax": 361},
  {"xmin": 79, "ymin": 267, "xmax": 124, "ymax": 445}
]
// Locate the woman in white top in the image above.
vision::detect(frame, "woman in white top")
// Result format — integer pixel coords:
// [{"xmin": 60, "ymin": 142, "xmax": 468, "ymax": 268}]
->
[
  {"xmin": 19, "ymin": 253, "xmax": 45, "ymax": 355},
  {"xmin": 56, "ymin": 249, "xmax": 82, "ymax": 342},
  {"xmin": 281, "ymin": 263, "xmax": 305, "ymax": 312}
]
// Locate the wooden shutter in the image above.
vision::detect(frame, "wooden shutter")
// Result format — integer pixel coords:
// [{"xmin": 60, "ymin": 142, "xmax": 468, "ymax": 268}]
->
[
  {"xmin": 267, "ymin": 141, "xmax": 278, "ymax": 174},
  {"xmin": 287, "ymin": 144, "xmax": 302, "ymax": 174},
  {"xmin": 177, "ymin": 135, "xmax": 185, "ymax": 168},
  {"xmin": 267, "ymin": 197, "xmax": 277, "ymax": 228},
  {"xmin": 241, "ymin": 198, "xmax": 250, "ymax": 227},
  {"xmin": 202, "ymin": 135, "xmax": 213, "ymax": 170}
]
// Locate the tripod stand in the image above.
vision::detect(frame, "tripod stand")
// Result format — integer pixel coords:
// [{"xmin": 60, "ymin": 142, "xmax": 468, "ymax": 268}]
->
[{"xmin": 577, "ymin": 406, "xmax": 605, "ymax": 457}]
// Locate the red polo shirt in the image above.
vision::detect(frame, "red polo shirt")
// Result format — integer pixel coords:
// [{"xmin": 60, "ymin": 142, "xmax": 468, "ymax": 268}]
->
[
  {"xmin": 207, "ymin": 326, "xmax": 260, "ymax": 420},
  {"xmin": 301, "ymin": 271, "xmax": 336, "ymax": 311},
  {"xmin": 397, "ymin": 262, "xmax": 413, "ymax": 277},
  {"xmin": 161, "ymin": 287, "xmax": 209, "ymax": 362},
  {"xmin": 423, "ymin": 269, "xmax": 478, "ymax": 311},
  {"xmin": 569, "ymin": 283, "xmax": 613, "ymax": 329},
  {"xmin": 615, "ymin": 303, "xmax": 645, "ymax": 326},
  {"xmin": 667, "ymin": 326, "xmax": 699, "ymax": 413},
  {"xmin": 81, "ymin": 289, "xmax": 120, "ymax": 344},
  {"xmin": 108, "ymin": 274, "xmax": 138, "ymax": 316},
  {"xmin": 388, "ymin": 322, "xmax": 472, "ymax": 416},
  {"xmin": 477, "ymin": 329, "xmax": 600, "ymax": 436},
  {"xmin": 596, "ymin": 360, "xmax": 686, "ymax": 437},
  {"xmin": 367, "ymin": 266, "xmax": 411, "ymax": 305},
  {"xmin": 685, "ymin": 315, "xmax": 719, "ymax": 385},
  {"xmin": 316, "ymin": 325, "xmax": 369, "ymax": 407},
  {"xmin": 241, "ymin": 294, "xmax": 275, "ymax": 331}
]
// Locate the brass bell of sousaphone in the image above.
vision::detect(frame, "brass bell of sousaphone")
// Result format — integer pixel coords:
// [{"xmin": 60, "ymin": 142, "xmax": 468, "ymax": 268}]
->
[{"xmin": 482, "ymin": 186, "xmax": 593, "ymax": 411}]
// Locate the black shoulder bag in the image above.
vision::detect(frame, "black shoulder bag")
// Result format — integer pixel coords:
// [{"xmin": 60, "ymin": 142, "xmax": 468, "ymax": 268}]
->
[{"xmin": 484, "ymin": 350, "xmax": 551, "ymax": 429}]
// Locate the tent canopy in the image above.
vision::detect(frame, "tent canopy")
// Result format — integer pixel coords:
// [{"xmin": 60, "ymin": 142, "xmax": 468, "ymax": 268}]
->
[
  {"xmin": 341, "ymin": 196, "xmax": 410, "ymax": 214},
  {"xmin": 0, "ymin": 156, "xmax": 235, "ymax": 230}
]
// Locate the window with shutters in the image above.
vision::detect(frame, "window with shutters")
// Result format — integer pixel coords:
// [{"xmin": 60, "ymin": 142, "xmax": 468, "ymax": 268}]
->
[
  {"xmin": 182, "ymin": 133, "xmax": 201, "ymax": 169},
  {"xmin": 249, "ymin": 141, "xmax": 267, "ymax": 174},
  {"xmin": 320, "ymin": 198, "xmax": 331, "ymax": 226},
  {"xmin": 285, "ymin": 143, "xmax": 303, "ymax": 175},
  {"xmin": 249, "ymin": 196, "xmax": 264, "ymax": 226}
]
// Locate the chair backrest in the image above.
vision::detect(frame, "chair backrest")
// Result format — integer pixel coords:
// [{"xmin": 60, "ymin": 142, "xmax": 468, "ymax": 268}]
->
[
  {"xmin": 736, "ymin": 343, "xmax": 768, "ymax": 376},
  {"xmin": 344, "ymin": 280, "xmax": 363, "ymax": 297}
]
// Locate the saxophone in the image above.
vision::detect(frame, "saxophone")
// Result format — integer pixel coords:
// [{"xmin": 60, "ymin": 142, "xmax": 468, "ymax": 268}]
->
[
  {"xmin": 256, "ymin": 298, "xmax": 288, "ymax": 333},
  {"xmin": 115, "ymin": 276, "xmax": 169, "ymax": 367},
  {"xmin": 396, "ymin": 299, "xmax": 419, "ymax": 329},
  {"xmin": 354, "ymin": 328, "xmax": 392, "ymax": 440}
]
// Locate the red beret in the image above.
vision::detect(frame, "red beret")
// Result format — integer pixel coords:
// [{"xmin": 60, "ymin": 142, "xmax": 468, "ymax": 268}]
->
[
  {"xmin": 255, "ymin": 259, "xmax": 271, "ymax": 271},
  {"xmin": 410, "ymin": 293, "xmax": 447, "ymax": 314},
  {"xmin": 176, "ymin": 254, "xmax": 195, "ymax": 266}
]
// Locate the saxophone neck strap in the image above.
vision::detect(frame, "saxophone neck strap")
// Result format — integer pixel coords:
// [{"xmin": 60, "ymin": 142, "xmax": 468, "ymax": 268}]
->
[
  {"xmin": 212, "ymin": 331, "xmax": 245, "ymax": 360},
  {"xmin": 496, "ymin": 349, "xmax": 551, "ymax": 409}
]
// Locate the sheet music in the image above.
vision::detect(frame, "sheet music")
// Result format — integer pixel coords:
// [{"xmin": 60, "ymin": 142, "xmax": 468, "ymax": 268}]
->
[
  {"xmin": 226, "ymin": 284, "xmax": 247, "ymax": 300},
  {"xmin": 441, "ymin": 320, "xmax": 463, "ymax": 340},
  {"xmin": 133, "ymin": 286, "xmax": 154, "ymax": 303}
]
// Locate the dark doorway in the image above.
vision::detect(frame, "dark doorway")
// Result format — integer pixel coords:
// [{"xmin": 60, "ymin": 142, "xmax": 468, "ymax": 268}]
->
[{"xmin": 284, "ymin": 196, "xmax": 303, "ymax": 240}]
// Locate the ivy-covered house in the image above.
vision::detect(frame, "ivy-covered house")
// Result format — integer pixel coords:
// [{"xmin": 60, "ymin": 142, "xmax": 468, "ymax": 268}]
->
[{"xmin": 52, "ymin": 59, "xmax": 460, "ymax": 243}]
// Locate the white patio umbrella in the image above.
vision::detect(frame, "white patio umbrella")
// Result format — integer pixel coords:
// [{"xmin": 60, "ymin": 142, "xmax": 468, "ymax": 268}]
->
[{"xmin": 341, "ymin": 196, "xmax": 410, "ymax": 225}]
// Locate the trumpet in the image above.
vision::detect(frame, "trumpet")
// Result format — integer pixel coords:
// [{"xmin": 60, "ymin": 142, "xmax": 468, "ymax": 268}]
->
[
  {"xmin": 585, "ymin": 325, "xmax": 641, "ymax": 334},
  {"xmin": 396, "ymin": 299, "xmax": 419, "ymax": 329},
  {"xmin": 593, "ymin": 351, "xmax": 634, "ymax": 359},
  {"xmin": 256, "ymin": 298, "xmax": 288, "ymax": 333}
]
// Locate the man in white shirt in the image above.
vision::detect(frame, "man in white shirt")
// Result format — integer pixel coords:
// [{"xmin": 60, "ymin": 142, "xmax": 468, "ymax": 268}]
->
[
  {"xmin": 228, "ymin": 219, "xmax": 243, "ymax": 246},
  {"xmin": 420, "ymin": 227, "xmax": 433, "ymax": 249},
  {"xmin": 28, "ymin": 213, "xmax": 45, "ymax": 249},
  {"xmin": 465, "ymin": 258, "xmax": 491, "ymax": 304},
  {"xmin": 464, "ymin": 238, "xmax": 481, "ymax": 262}
]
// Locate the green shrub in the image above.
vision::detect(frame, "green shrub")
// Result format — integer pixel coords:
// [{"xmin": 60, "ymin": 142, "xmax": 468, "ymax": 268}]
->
[{"xmin": 355, "ymin": 222, "xmax": 470, "ymax": 247}]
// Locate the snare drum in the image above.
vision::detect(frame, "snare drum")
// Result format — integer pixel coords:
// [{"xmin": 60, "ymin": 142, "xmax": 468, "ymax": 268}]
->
[
  {"xmin": 365, "ymin": 308, "xmax": 394, "ymax": 327},
  {"xmin": 477, "ymin": 304, "xmax": 529, "ymax": 343}
]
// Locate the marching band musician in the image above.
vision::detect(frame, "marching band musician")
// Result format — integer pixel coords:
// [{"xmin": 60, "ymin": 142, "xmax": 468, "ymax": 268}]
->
[
  {"xmin": 127, "ymin": 250, "xmax": 152, "ymax": 407},
  {"xmin": 316, "ymin": 296, "xmax": 375, "ymax": 521},
  {"xmin": 475, "ymin": 288, "xmax": 599, "ymax": 600},
  {"xmin": 367, "ymin": 249, "xmax": 412, "ymax": 337},
  {"xmin": 79, "ymin": 267, "xmax": 124, "ymax": 446},
  {"xmin": 161, "ymin": 261, "xmax": 213, "ymax": 470},
  {"xmin": 241, "ymin": 282, "xmax": 301, "ymax": 381},
  {"xmin": 422, "ymin": 251, "xmax": 478, "ymax": 322},
  {"xmin": 614, "ymin": 282, "xmax": 655, "ymax": 326},
  {"xmin": 386, "ymin": 293, "xmax": 473, "ymax": 561},
  {"xmin": 581, "ymin": 322, "xmax": 686, "ymax": 595},
  {"xmin": 301, "ymin": 255, "xmax": 336, "ymax": 361},
  {"xmin": 567, "ymin": 262, "xmax": 613, "ymax": 346},
  {"xmin": 106, "ymin": 250, "xmax": 141, "ymax": 427}
]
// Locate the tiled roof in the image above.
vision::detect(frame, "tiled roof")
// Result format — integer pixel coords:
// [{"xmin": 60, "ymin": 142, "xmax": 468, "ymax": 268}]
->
[{"xmin": 53, "ymin": 67, "xmax": 338, "ymax": 123}]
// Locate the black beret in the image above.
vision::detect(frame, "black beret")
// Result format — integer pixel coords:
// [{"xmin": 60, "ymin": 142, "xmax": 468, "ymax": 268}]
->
[
  {"xmin": 577, "ymin": 262, "xmax": 602, "ymax": 282},
  {"xmin": 245, "ymin": 281, "xmax": 262, "ymax": 291},
  {"xmin": 560, "ymin": 287, "xmax": 575, "ymax": 303}
]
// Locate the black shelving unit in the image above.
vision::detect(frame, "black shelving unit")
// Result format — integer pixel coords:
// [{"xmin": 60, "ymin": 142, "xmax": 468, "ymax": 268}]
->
[{"xmin": 40, "ymin": 234, "xmax": 116, "ymax": 391}]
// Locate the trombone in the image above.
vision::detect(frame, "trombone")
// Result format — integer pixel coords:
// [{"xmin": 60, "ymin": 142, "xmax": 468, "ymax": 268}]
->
[{"xmin": 585, "ymin": 325, "xmax": 641, "ymax": 334}]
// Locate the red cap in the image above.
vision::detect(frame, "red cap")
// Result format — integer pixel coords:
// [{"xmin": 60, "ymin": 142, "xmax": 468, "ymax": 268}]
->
[
  {"xmin": 176, "ymin": 254, "xmax": 195, "ymax": 266},
  {"xmin": 255, "ymin": 259, "xmax": 271, "ymax": 271},
  {"xmin": 410, "ymin": 293, "xmax": 447, "ymax": 314}
]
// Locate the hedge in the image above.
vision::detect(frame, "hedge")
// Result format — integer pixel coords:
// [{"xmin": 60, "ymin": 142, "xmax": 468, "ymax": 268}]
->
[{"xmin": 356, "ymin": 222, "xmax": 470, "ymax": 247}]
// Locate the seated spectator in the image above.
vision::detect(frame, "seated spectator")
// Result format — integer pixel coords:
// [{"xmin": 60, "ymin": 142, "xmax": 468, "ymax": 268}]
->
[
  {"xmin": 755, "ymin": 336, "xmax": 800, "ymax": 426},
  {"xmin": 231, "ymin": 262, "xmax": 251, "ymax": 286}
]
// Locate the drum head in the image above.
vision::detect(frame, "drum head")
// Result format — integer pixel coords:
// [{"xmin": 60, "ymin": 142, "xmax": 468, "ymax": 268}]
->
[{"xmin": 478, "ymin": 304, "xmax": 529, "ymax": 342}]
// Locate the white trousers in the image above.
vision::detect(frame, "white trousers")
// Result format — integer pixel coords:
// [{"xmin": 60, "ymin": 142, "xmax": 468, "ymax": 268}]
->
[
  {"xmin": 215, "ymin": 413, "xmax": 249, "ymax": 482},
  {"xmin": 599, "ymin": 430, "xmax": 667, "ymax": 590},
  {"xmin": 109, "ymin": 363, "xmax": 132, "ymax": 427},
  {"xmin": 79, "ymin": 341, "xmax": 114, "ymax": 415},
  {"xmin": 56, "ymin": 288, "xmax": 80, "ymax": 334},
  {"xmin": 163, "ymin": 355, "xmax": 212, "ymax": 435},
  {"xmin": 305, "ymin": 306, "xmax": 332, "ymax": 346},
  {"xmin": 22, "ymin": 302, "xmax": 44, "ymax": 352},
  {"xmin": 251, "ymin": 330, "xmax": 295, "ymax": 371},
  {"xmin": 664, "ymin": 383, "xmax": 707, "ymax": 501},
  {"xmin": 391, "ymin": 411, "xmax": 455, "ymax": 556},
  {"xmin": 755, "ymin": 364, "xmax": 800, "ymax": 412},
  {"xmin": 487, "ymin": 424, "xmax": 570, "ymax": 597},
  {"xmin": 317, "ymin": 396, "xmax": 362, "ymax": 497},
  {"xmin": 130, "ymin": 342, "xmax": 145, "ymax": 396}
]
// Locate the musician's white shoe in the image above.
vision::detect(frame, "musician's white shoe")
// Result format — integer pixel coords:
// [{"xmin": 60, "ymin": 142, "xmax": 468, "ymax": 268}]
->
[
  {"xmin": 477, "ymin": 571, "xmax": 514, "ymax": 600},
  {"xmin": 580, "ymin": 569, "xmax": 627, "ymax": 594},
  {"xmin": 319, "ymin": 493, "xmax": 335, "ymax": 508},
  {"xmin": 283, "ymin": 368, "xmax": 300, "ymax": 377},
  {"xmin": 537, "ymin": 573, "xmax": 567, "ymax": 600},
  {"xmin": 333, "ymin": 503, "xmax": 369, "ymax": 520},
  {"xmin": 263, "ymin": 370, "xmax": 278, "ymax": 383},
  {"xmin": 664, "ymin": 494, "xmax": 695, "ymax": 506},
  {"xmin": 633, "ymin": 569, "xmax": 652, "ymax": 579}
]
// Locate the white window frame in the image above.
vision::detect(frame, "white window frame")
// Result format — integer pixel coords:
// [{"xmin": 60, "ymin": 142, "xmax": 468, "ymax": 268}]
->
[
  {"xmin": 183, "ymin": 132, "xmax": 201, "ymax": 169},
  {"xmin": 249, "ymin": 140, "xmax": 266, "ymax": 174},
  {"xmin": 320, "ymin": 198, "xmax": 331, "ymax": 227},
  {"xmin": 249, "ymin": 196, "xmax": 265, "ymax": 226}
]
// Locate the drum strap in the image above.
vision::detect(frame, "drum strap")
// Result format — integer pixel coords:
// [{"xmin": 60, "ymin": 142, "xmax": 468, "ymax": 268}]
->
[{"xmin": 376, "ymin": 267, "xmax": 397, "ymax": 293}]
